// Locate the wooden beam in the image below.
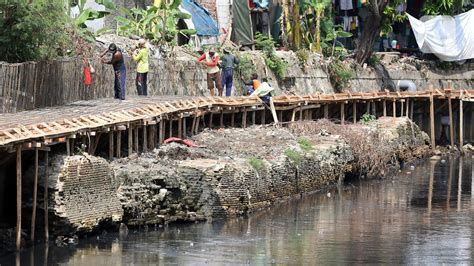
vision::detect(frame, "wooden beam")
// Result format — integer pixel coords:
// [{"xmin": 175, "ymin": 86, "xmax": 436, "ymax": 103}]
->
[
  {"xmin": 159, "ymin": 119, "xmax": 164, "ymax": 144},
  {"xmin": 44, "ymin": 151, "xmax": 49, "ymax": 242},
  {"xmin": 16, "ymin": 145, "xmax": 22, "ymax": 251},
  {"xmin": 30, "ymin": 147, "xmax": 39, "ymax": 242}
]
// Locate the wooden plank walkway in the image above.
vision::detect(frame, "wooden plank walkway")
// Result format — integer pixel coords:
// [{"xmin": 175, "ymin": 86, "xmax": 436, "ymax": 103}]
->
[{"xmin": 0, "ymin": 89, "xmax": 473, "ymax": 149}]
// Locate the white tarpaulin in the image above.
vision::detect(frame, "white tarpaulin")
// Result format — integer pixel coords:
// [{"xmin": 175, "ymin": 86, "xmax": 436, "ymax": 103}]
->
[{"xmin": 407, "ymin": 9, "xmax": 474, "ymax": 61}]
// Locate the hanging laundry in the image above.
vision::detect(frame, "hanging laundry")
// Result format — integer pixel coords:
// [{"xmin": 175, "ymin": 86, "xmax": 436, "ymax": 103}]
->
[
  {"xmin": 356, "ymin": 0, "xmax": 362, "ymax": 8},
  {"xmin": 343, "ymin": 16, "xmax": 351, "ymax": 31},
  {"xmin": 340, "ymin": 0, "xmax": 353, "ymax": 10}
]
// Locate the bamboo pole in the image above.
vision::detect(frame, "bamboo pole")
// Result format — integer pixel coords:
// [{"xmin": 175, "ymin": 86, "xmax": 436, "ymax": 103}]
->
[
  {"xmin": 457, "ymin": 157, "xmax": 463, "ymax": 211},
  {"xmin": 195, "ymin": 116, "xmax": 200, "ymax": 134},
  {"xmin": 220, "ymin": 111, "xmax": 225, "ymax": 128},
  {"xmin": 410, "ymin": 100, "xmax": 414, "ymax": 121},
  {"xmin": 44, "ymin": 151, "xmax": 49, "ymax": 241},
  {"xmin": 352, "ymin": 102, "xmax": 357, "ymax": 124},
  {"xmin": 405, "ymin": 99, "xmax": 409, "ymax": 117},
  {"xmin": 169, "ymin": 119, "xmax": 173, "ymax": 138},
  {"xmin": 159, "ymin": 119, "xmax": 164, "ymax": 144},
  {"xmin": 66, "ymin": 138, "xmax": 70, "ymax": 156},
  {"xmin": 269, "ymin": 97, "xmax": 279, "ymax": 124},
  {"xmin": 30, "ymin": 147, "xmax": 39, "ymax": 242},
  {"xmin": 366, "ymin": 102, "xmax": 370, "ymax": 114},
  {"xmin": 291, "ymin": 107, "xmax": 297, "ymax": 122},
  {"xmin": 372, "ymin": 101, "xmax": 377, "ymax": 117},
  {"xmin": 16, "ymin": 145, "xmax": 22, "ymax": 251},
  {"xmin": 401, "ymin": 100, "xmax": 404, "ymax": 117}
]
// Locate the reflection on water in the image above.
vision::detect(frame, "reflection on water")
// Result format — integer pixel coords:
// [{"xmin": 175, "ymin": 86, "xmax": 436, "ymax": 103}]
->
[{"xmin": 1, "ymin": 157, "xmax": 473, "ymax": 265}]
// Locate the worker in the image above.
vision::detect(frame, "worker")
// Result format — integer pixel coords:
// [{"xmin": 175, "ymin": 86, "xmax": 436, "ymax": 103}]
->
[
  {"xmin": 220, "ymin": 48, "xmax": 240, "ymax": 97},
  {"xmin": 243, "ymin": 73, "xmax": 261, "ymax": 95},
  {"xmin": 100, "ymin": 43, "xmax": 126, "ymax": 101},
  {"xmin": 250, "ymin": 78, "xmax": 274, "ymax": 104},
  {"xmin": 132, "ymin": 38, "xmax": 149, "ymax": 96},
  {"xmin": 197, "ymin": 47, "xmax": 223, "ymax": 96}
]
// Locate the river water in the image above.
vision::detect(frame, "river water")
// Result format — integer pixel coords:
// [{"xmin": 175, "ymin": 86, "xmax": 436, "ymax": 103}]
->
[{"xmin": 1, "ymin": 156, "xmax": 473, "ymax": 265}]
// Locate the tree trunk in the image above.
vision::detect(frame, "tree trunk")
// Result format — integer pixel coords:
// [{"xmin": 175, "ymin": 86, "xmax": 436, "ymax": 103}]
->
[
  {"xmin": 315, "ymin": 9, "xmax": 321, "ymax": 52},
  {"xmin": 355, "ymin": 1, "xmax": 388, "ymax": 64}
]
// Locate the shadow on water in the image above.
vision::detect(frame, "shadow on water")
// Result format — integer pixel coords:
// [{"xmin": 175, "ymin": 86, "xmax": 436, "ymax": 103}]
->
[{"xmin": 1, "ymin": 156, "xmax": 473, "ymax": 265}]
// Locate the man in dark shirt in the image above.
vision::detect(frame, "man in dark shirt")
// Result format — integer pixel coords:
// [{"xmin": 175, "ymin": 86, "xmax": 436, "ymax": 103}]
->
[
  {"xmin": 100, "ymin": 43, "xmax": 126, "ymax": 100},
  {"xmin": 220, "ymin": 49, "xmax": 240, "ymax": 97}
]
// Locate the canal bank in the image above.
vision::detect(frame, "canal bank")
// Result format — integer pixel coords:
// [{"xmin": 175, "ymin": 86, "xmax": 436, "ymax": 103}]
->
[{"xmin": 0, "ymin": 117, "xmax": 431, "ymax": 255}]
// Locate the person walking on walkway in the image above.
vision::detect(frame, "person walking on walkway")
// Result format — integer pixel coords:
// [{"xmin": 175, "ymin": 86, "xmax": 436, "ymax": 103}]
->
[
  {"xmin": 100, "ymin": 43, "xmax": 126, "ymax": 100},
  {"xmin": 132, "ymin": 39, "xmax": 149, "ymax": 96},
  {"xmin": 220, "ymin": 49, "xmax": 239, "ymax": 97},
  {"xmin": 197, "ymin": 47, "xmax": 223, "ymax": 96}
]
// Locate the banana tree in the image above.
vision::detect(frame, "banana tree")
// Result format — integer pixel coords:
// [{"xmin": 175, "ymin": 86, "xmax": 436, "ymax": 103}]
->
[
  {"xmin": 304, "ymin": 0, "xmax": 332, "ymax": 52},
  {"xmin": 73, "ymin": 0, "xmax": 115, "ymax": 29}
]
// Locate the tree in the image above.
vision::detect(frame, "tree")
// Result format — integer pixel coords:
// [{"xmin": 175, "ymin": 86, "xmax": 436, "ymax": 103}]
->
[
  {"xmin": 422, "ymin": 0, "xmax": 467, "ymax": 15},
  {"xmin": 304, "ymin": 0, "xmax": 332, "ymax": 52}
]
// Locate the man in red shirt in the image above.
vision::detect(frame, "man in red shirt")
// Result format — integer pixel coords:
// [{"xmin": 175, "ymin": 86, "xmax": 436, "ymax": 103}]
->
[{"xmin": 197, "ymin": 47, "xmax": 223, "ymax": 96}]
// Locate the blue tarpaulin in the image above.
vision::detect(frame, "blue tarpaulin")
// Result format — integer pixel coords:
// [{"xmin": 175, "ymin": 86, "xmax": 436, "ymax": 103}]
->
[{"xmin": 180, "ymin": 0, "xmax": 219, "ymax": 36}]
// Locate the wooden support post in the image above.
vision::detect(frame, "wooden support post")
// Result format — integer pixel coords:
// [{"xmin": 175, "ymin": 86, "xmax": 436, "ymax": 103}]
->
[
  {"xmin": 366, "ymin": 102, "xmax": 370, "ymax": 114},
  {"xmin": 195, "ymin": 116, "xmax": 200, "ymax": 134},
  {"xmin": 460, "ymin": 90, "xmax": 464, "ymax": 148},
  {"xmin": 44, "ymin": 151, "xmax": 49, "ymax": 242},
  {"xmin": 16, "ymin": 145, "xmax": 22, "ymax": 251},
  {"xmin": 291, "ymin": 108, "xmax": 297, "ymax": 122},
  {"xmin": 278, "ymin": 111, "xmax": 283, "ymax": 123},
  {"xmin": 169, "ymin": 119, "xmax": 173, "ymax": 138},
  {"xmin": 269, "ymin": 97, "xmax": 279, "ymax": 124},
  {"xmin": 183, "ymin": 118, "xmax": 187, "ymax": 138},
  {"xmin": 261, "ymin": 109, "xmax": 266, "ymax": 124},
  {"xmin": 116, "ymin": 130, "xmax": 121, "ymax": 158},
  {"xmin": 430, "ymin": 90, "xmax": 436, "ymax": 151},
  {"xmin": 393, "ymin": 100, "xmax": 396, "ymax": 118},
  {"xmin": 221, "ymin": 111, "xmax": 225, "ymax": 128},
  {"xmin": 340, "ymin": 102, "xmax": 345, "ymax": 125},
  {"xmin": 191, "ymin": 116, "xmax": 196, "ymax": 135},
  {"xmin": 401, "ymin": 100, "xmax": 404, "ymax": 117},
  {"xmin": 324, "ymin": 104, "xmax": 329, "ymax": 119},
  {"xmin": 372, "ymin": 101, "xmax": 377, "ymax": 117},
  {"xmin": 251, "ymin": 110, "xmax": 256, "ymax": 125},
  {"xmin": 30, "ymin": 147, "xmax": 38, "ymax": 242},
  {"xmin": 128, "ymin": 126, "xmax": 133, "ymax": 156},
  {"xmin": 66, "ymin": 138, "xmax": 70, "ymax": 156},
  {"xmin": 231, "ymin": 111, "xmax": 235, "ymax": 127},
  {"xmin": 209, "ymin": 113, "xmax": 213, "ymax": 129},
  {"xmin": 159, "ymin": 119, "xmax": 164, "ymax": 144},
  {"xmin": 405, "ymin": 99, "xmax": 409, "ymax": 117},
  {"xmin": 299, "ymin": 106, "xmax": 303, "ymax": 121},
  {"xmin": 143, "ymin": 125, "xmax": 148, "ymax": 153},
  {"xmin": 448, "ymin": 94, "xmax": 454, "ymax": 147},
  {"xmin": 109, "ymin": 131, "xmax": 114, "ymax": 159},
  {"xmin": 242, "ymin": 109, "xmax": 247, "ymax": 128},
  {"xmin": 410, "ymin": 100, "xmax": 414, "ymax": 121},
  {"xmin": 353, "ymin": 102, "xmax": 357, "ymax": 124},
  {"xmin": 383, "ymin": 100, "xmax": 387, "ymax": 117},
  {"xmin": 178, "ymin": 117, "xmax": 183, "ymax": 138},
  {"xmin": 134, "ymin": 127, "xmax": 139, "ymax": 153}
]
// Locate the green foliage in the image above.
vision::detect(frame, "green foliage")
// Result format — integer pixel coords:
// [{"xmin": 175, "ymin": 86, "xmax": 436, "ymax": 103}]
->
[
  {"xmin": 295, "ymin": 49, "xmax": 310, "ymax": 67},
  {"xmin": 255, "ymin": 33, "xmax": 287, "ymax": 79},
  {"xmin": 284, "ymin": 149, "xmax": 303, "ymax": 165},
  {"xmin": 72, "ymin": 0, "xmax": 115, "ymax": 42},
  {"xmin": 0, "ymin": 0, "xmax": 72, "ymax": 62},
  {"xmin": 298, "ymin": 138, "xmax": 314, "ymax": 152},
  {"xmin": 422, "ymin": 0, "xmax": 467, "ymax": 15},
  {"xmin": 360, "ymin": 113, "xmax": 376, "ymax": 124},
  {"xmin": 247, "ymin": 157, "xmax": 265, "ymax": 172},
  {"xmin": 235, "ymin": 53, "xmax": 256, "ymax": 81},
  {"xmin": 367, "ymin": 55, "xmax": 381, "ymax": 67},
  {"xmin": 327, "ymin": 59, "xmax": 353, "ymax": 92},
  {"xmin": 116, "ymin": 2, "xmax": 196, "ymax": 46}
]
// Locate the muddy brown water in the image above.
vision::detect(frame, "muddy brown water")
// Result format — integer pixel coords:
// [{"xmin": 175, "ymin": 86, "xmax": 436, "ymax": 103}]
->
[{"xmin": 1, "ymin": 156, "xmax": 473, "ymax": 265}]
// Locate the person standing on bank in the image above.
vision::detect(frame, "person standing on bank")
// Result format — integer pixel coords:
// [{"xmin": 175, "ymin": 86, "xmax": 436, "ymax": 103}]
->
[
  {"xmin": 220, "ymin": 48, "xmax": 240, "ymax": 97},
  {"xmin": 197, "ymin": 47, "xmax": 223, "ymax": 96},
  {"xmin": 132, "ymin": 39, "xmax": 149, "ymax": 96},
  {"xmin": 100, "ymin": 43, "xmax": 126, "ymax": 100}
]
